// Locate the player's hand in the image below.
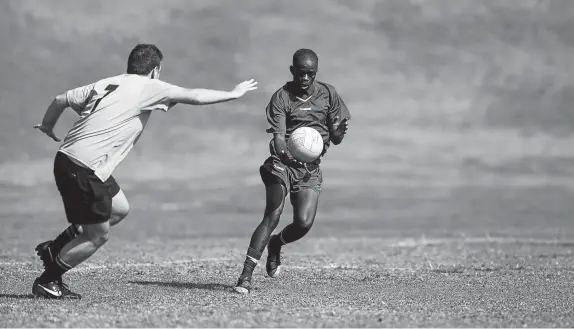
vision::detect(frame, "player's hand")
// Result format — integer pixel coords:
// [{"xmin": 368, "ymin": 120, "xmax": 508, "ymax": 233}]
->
[
  {"xmin": 231, "ymin": 79, "xmax": 258, "ymax": 98},
  {"xmin": 331, "ymin": 116, "xmax": 349, "ymax": 139},
  {"xmin": 34, "ymin": 124, "xmax": 61, "ymax": 142},
  {"xmin": 279, "ymin": 150, "xmax": 304, "ymax": 167}
]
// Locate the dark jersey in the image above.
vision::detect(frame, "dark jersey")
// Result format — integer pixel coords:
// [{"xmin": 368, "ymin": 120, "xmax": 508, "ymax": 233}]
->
[{"xmin": 265, "ymin": 81, "xmax": 351, "ymax": 161}]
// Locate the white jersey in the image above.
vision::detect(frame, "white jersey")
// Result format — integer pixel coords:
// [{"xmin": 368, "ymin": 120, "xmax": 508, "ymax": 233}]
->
[{"xmin": 59, "ymin": 74, "xmax": 178, "ymax": 181}]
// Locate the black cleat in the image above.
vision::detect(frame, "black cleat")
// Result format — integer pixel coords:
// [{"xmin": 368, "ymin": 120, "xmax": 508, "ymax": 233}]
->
[
  {"xmin": 32, "ymin": 278, "xmax": 63, "ymax": 299},
  {"xmin": 32, "ymin": 278, "xmax": 81, "ymax": 299},
  {"xmin": 35, "ymin": 240, "xmax": 54, "ymax": 270},
  {"xmin": 58, "ymin": 280, "xmax": 82, "ymax": 299},
  {"xmin": 233, "ymin": 276, "xmax": 252, "ymax": 295},
  {"xmin": 266, "ymin": 235, "xmax": 282, "ymax": 278}
]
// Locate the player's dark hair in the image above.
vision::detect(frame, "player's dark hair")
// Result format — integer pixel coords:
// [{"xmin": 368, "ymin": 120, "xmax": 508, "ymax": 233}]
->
[
  {"xmin": 126, "ymin": 44, "xmax": 163, "ymax": 75},
  {"xmin": 292, "ymin": 48, "xmax": 318, "ymax": 66}
]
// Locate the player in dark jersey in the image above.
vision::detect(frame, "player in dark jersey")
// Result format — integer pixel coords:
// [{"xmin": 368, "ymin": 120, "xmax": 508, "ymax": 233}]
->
[{"xmin": 234, "ymin": 49, "xmax": 350, "ymax": 294}]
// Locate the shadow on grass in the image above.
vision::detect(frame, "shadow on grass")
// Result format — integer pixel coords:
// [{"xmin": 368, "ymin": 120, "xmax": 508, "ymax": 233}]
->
[
  {"xmin": 128, "ymin": 280, "xmax": 232, "ymax": 292},
  {"xmin": 0, "ymin": 293, "xmax": 35, "ymax": 299}
]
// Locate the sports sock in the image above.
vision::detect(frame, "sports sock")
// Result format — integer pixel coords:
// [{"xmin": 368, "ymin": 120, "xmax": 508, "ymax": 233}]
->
[
  {"xmin": 38, "ymin": 254, "xmax": 73, "ymax": 283},
  {"xmin": 51, "ymin": 225, "xmax": 82, "ymax": 256},
  {"xmin": 240, "ymin": 247, "xmax": 262, "ymax": 279}
]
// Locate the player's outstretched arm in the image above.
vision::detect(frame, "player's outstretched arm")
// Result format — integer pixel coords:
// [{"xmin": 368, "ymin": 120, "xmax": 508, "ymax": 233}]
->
[
  {"xmin": 168, "ymin": 79, "xmax": 258, "ymax": 105},
  {"xmin": 33, "ymin": 93, "xmax": 69, "ymax": 142}
]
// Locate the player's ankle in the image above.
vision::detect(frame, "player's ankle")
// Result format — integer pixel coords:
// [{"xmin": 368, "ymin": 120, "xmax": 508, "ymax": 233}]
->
[
  {"xmin": 272, "ymin": 233, "xmax": 287, "ymax": 248},
  {"xmin": 241, "ymin": 249, "xmax": 260, "ymax": 278},
  {"xmin": 38, "ymin": 270, "xmax": 60, "ymax": 283}
]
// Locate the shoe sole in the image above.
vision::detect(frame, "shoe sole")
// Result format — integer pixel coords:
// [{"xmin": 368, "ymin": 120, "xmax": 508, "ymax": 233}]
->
[{"xmin": 233, "ymin": 286, "xmax": 250, "ymax": 294}]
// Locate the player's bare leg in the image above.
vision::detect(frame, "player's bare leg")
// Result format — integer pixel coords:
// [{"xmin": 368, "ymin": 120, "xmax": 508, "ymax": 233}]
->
[
  {"xmin": 109, "ymin": 189, "xmax": 130, "ymax": 227},
  {"xmin": 34, "ymin": 191, "xmax": 127, "ymax": 299},
  {"xmin": 36, "ymin": 190, "xmax": 128, "ymax": 270},
  {"xmin": 33, "ymin": 221, "xmax": 110, "ymax": 299},
  {"xmin": 58, "ymin": 221, "xmax": 110, "ymax": 267},
  {"xmin": 234, "ymin": 184, "xmax": 286, "ymax": 294},
  {"xmin": 267, "ymin": 188, "xmax": 319, "ymax": 277}
]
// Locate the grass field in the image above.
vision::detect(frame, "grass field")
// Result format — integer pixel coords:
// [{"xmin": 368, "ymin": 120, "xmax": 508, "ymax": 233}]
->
[
  {"xmin": 1, "ymin": 180, "xmax": 574, "ymax": 327},
  {"xmin": 2, "ymin": 0, "xmax": 574, "ymax": 327}
]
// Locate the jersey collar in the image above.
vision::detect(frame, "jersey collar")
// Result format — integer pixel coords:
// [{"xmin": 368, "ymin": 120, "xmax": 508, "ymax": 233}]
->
[{"xmin": 286, "ymin": 81, "xmax": 316, "ymax": 102}]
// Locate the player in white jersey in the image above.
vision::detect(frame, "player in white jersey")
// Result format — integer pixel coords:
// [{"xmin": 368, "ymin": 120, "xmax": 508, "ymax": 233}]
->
[{"xmin": 31, "ymin": 44, "xmax": 258, "ymax": 299}]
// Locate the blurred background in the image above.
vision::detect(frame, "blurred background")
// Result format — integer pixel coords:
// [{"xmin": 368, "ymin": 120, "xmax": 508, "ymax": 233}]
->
[{"xmin": 1, "ymin": 0, "xmax": 573, "ymax": 242}]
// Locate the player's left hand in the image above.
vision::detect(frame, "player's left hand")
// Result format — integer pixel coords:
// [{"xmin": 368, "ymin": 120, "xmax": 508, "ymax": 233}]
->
[
  {"xmin": 34, "ymin": 124, "xmax": 61, "ymax": 142},
  {"xmin": 331, "ymin": 116, "xmax": 349, "ymax": 139},
  {"xmin": 231, "ymin": 79, "xmax": 258, "ymax": 98}
]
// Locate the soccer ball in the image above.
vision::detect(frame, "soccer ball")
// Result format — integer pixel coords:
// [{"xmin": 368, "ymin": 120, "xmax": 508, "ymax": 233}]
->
[{"xmin": 287, "ymin": 127, "xmax": 324, "ymax": 163}]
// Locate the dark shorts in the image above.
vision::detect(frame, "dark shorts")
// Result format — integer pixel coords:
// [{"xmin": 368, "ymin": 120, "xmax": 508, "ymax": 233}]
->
[
  {"xmin": 260, "ymin": 155, "xmax": 323, "ymax": 194},
  {"xmin": 53, "ymin": 152, "xmax": 120, "ymax": 225}
]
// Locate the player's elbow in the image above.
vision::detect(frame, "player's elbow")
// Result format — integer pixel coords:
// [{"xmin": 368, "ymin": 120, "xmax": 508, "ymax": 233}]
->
[
  {"xmin": 168, "ymin": 87, "xmax": 202, "ymax": 105},
  {"xmin": 54, "ymin": 93, "xmax": 69, "ymax": 107},
  {"xmin": 273, "ymin": 132, "xmax": 286, "ymax": 141},
  {"xmin": 273, "ymin": 133, "xmax": 287, "ymax": 145}
]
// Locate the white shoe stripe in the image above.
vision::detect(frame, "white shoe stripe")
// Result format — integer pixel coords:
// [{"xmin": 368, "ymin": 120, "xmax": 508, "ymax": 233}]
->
[{"xmin": 38, "ymin": 284, "xmax": 62, "ymax": 297}]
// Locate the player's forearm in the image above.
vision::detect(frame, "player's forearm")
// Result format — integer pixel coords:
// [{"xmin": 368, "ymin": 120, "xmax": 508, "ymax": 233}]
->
[
  {"xmin": 273, "ymin": 133, "xmax": 296, "ymax": 164},
  {"xmin": 41, "ymin": 94, "xmax": 68, "ymax": 128},
  {"xmin": 273, "ymin": 133, "xmax": 289, "ymax": 154},
  {"xmin": 170, "ymin": 88, "xmax": 241, "ymax": 105}
]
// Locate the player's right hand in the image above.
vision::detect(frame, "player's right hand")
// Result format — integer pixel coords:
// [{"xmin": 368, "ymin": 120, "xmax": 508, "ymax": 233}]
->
[
  {"xmin": 279, "ymin": 150, "xmax": 304, "ymax": 167},
  {"xmin": 34, "ymin": 124, "xmax": 61, "ymax": 142},
  {"xmin": 231, "ymin": 79, "xmax": 258, "ymax": 98}
]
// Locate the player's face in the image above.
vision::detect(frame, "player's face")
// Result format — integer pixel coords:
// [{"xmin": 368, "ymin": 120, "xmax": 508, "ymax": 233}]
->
[{"xmin": 290, "ymin": 62, "xmax": 317, "ymax": 91}]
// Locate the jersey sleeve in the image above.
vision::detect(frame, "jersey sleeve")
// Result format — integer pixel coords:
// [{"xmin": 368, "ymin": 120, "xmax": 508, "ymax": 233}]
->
[
  {"xmin": 66, "ymin": 83, "xmax": 96, "ymax": 114},
  {"xmin": 327, "ymin": 86, "xmax": 351, "ymax": 130},
  {"xmin": 140, "ymin": 79, "xmax": 179, "ymax": 112},
  {"xmin": 265, "ymin": 92, "xmax": 287, "ymax": 134}
]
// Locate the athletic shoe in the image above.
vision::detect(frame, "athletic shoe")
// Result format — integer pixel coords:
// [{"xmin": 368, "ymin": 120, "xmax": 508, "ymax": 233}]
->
[
  {"xmin": 32, "ymin": 278, "xmax": 63, "ymax": 299},
  {"xmin": 35, "ymin": 240, "xmax": 54, "ymax": 270},
  {"xmin": 233, "ymin": 276, "xmax": 252, "ymax": 294},
  {"xmin": 32, "ymin": 277, "xmax": 81, "ymax": 299},
  {"xmin": 58, "ymin": 280, "xmax": 82, "ymax": 299}
]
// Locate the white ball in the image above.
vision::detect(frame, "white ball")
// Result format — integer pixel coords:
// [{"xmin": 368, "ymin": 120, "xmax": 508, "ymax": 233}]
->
[{"xmin": 287, "ymin": 127, "xmax": 324, "ymax": 163}]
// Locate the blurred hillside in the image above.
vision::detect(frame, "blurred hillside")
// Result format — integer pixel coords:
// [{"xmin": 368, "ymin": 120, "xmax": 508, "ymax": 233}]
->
[{"xmin": 1, "ymin": 0, "xmax": 573, "ymax": 188}]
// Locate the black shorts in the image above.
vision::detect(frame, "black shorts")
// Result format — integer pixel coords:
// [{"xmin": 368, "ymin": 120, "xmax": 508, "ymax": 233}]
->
[
  {"xmin": 260, "ymin": 155, "xmax": 322, "ymax": 194},
  {"xmin": 53, "ymin": 152, "xmax": 120, "ymax": 225}
]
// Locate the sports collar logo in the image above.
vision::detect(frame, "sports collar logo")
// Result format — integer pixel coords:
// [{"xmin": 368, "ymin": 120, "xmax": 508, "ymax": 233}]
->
[{"xmin": 299, "ymin": 107, "xmax": 312, "ymax": 111}]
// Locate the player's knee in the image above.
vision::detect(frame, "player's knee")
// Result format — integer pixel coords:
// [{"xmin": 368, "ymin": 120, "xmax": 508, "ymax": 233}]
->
[
  {"xmin": 263, "ymin": 196, "xmax": 286, "ymax": 227},
  {"xmin": 110, "ymin": 191, "xmax": 130, "ymax": 226},
  {"xmin": 263, "ymin": 208, "xmax": 283, "ymax": 228},
  {"xmin": 91, "ymin": 229, "xmax": 110, "ymax": 246},
  {"xmin": 110, "ymin": 202, "xmax": 130, "ymax": 226},
  {"xmin": 295, "ymin": 213, "xmax": 315, "ymax": 231},
  {"xmin": 83, "ymin": 222, "xmax": 111, "ymax": 246},
  {"xmin": 116, "ymin": 201, "xmax": 130, "ymax": 219}
]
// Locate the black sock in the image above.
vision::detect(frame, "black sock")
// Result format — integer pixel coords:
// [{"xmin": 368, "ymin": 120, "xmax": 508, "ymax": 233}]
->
[
  {"xmin": 51, "ymin": 225, "xmax": 82, "ymax": 256},
  {"xmin": 277, "ymin": 223, "xmax": 311, "ymax": 245},
  {"xmin": 240, "ymin": 247, "xmax": 262, "ymax": 279},
  {"xmin": 39, "ymin": 254, "xmax": 73, "ymax": 283}
]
